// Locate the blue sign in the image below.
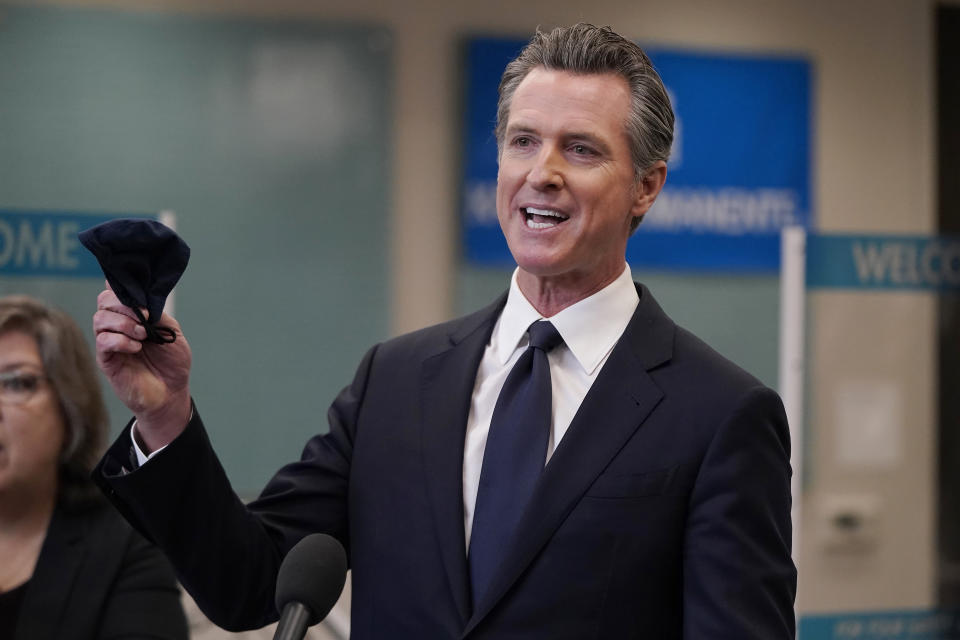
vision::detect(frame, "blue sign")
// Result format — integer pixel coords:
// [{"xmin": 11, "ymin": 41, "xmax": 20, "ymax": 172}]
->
[
  {"xmin": 0, "ymin": 209, "xmax": 147, "ymax": 277},
  {"xmin": 799, "ymin": 609, "xmax": 960, "ymax": 639},
  {"xmin": 461, "ymin": 38, "xmax": 811, "ymax": 272},
  {"xmin": 807, "ymin": 234, "xmax": 960, "ymax": 291}
]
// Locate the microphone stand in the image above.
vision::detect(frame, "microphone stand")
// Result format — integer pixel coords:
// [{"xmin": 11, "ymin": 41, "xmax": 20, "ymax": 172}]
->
[{"xmin": 273, "ymin": 602, "xmax": 312, "ymax": 640}]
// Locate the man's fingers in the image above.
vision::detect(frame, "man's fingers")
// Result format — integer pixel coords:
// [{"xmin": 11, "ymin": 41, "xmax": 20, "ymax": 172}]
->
[
  {"xmin": 96, "ymin": 289, "xmax": 144, "ymax": 322},
  {"xmin": 94, "ymin": 307, "xmax": 148, "ymax": 341},
  {"xmin": 96, "ymin": 289, "xmax": 180, "ymax": 332},
  {"xmin": 95, "ymin": 328, "xmax": 145, "ymax": 356}
]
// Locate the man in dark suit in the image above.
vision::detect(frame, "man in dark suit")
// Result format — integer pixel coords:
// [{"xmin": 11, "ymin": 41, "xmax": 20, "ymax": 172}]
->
[{"xmin": 92, "ymin": 23, "xmax": 796, "ymax": 639}]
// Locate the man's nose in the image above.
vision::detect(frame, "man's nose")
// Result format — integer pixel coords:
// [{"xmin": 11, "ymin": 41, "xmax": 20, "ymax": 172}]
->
[{"xmin": 526, "ymin": 147, "xmax": 564, "ymax": 190}]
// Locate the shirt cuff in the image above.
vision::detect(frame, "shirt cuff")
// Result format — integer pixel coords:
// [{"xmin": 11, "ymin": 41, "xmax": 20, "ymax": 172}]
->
[{"xmin": 131, "ymin": 421, "xmax": 169, "ymax": 466}]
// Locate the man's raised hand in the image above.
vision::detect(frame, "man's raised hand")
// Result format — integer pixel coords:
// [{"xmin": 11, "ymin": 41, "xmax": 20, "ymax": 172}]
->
[{"xmin": 93, "ymin": 286, "xmax": 193, "ymax": 453}]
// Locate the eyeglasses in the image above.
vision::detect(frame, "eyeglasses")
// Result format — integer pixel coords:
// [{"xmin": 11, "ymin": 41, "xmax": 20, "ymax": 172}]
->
[{"xmin": 0, "ymin": 370, "xmax": 48, "ymax": 406}]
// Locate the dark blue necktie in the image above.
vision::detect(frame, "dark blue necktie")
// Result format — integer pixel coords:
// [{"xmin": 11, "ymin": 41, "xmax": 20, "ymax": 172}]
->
[{"xmin": 468, "ymin": 320, "xmax": 564, "ymax": 606}]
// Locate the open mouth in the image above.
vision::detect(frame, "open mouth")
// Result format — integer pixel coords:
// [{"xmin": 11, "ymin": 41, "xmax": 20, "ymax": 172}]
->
[{"xmin": 523, "ymin": 207, "xmax": 569, "ymax": 229}]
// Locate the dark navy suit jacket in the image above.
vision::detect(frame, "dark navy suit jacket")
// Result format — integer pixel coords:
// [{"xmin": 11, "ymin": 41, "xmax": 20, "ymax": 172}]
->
[{"xmin": 95, "ymin": 284, "xmax": 796, "ymax": 639}]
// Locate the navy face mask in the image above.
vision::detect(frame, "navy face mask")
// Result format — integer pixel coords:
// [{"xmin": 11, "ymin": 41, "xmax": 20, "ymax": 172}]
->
[{"xmin": 78, "ymin": 218, "xmax": 190, "ymax": 344}]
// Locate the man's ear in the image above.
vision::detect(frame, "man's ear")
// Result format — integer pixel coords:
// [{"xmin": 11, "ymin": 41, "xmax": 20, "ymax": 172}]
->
[{"xmin": 630, "ymin": 161, "xmax": 668, "ymax": 218}]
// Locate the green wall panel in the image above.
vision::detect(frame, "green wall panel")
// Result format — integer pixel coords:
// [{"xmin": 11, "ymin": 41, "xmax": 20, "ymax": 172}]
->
[{"xmin": 0, "ymin": 6, "xmax": 392, "ymax": 493}]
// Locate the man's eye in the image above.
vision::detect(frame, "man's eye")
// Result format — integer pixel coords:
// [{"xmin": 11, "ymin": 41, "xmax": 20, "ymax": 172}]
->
[
  {"xmin": 513, "ymin": 136, "xmax": 531, "ymax": 147},
  {"xmin": 571, "ymin": 144, "xmax": 593, "ymax": 155}
]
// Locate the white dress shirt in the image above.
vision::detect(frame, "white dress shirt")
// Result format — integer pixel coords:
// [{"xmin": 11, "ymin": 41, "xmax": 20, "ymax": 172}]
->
[
  {"xmin": 461, "ymin": 264, "xmax": 639, "ymax": 548},
  {"xmin": 134, "ymin": 264, "xmax": 641, "ymax": 552}
]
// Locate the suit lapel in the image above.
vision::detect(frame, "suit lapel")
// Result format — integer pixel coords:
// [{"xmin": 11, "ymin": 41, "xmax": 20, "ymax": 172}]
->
[
  {"xmin": 16, "ymin": 503, "xmax": 87, "ymax": 640},
  {"xmin": 420, "ymin": 294, "xmax": 506, "ymax": 626},
  {"xmin": 463, "ymin": 284, "xmax": 675, "ymax": 635}
]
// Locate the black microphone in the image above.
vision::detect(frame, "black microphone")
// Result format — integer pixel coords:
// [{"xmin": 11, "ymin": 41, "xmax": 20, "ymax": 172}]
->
[{"xmin": 272, "ymin": 533, "xmax": 348, "ymax": 640}]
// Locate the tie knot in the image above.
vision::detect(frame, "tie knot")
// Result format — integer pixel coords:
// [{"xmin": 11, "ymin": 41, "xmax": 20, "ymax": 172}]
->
[{"xmin": 527, "ymin": 320, "xmax": 563, "ymax": 353}]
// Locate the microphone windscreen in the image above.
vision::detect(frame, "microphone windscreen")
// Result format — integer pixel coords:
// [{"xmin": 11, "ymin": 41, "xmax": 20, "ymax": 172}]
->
[{"xmin": 274, "ymin": 533, "xmax": 348, "ymax": 625}]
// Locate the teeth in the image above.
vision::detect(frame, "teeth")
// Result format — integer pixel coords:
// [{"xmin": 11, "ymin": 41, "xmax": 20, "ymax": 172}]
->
[
  {"xmin": 527, "ymin": 219, "xmax": 560, "ymax": 229},
  {"xmin": 523, "ymin": 207, "xmax": 569, "ymax": 229},
  {"xmin": 525, "ymin": 207, "xmax": 566, "ymax": 218}
]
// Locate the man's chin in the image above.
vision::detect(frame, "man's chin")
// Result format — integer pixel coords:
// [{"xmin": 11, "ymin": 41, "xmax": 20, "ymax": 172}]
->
[{"xmin": 514, "ymin": 261, "xmax": 574, "ymax": 285}]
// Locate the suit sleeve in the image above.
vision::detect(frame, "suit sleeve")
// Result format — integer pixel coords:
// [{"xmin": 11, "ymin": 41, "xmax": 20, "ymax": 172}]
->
[
  {"xmin": 682, "ymin": 386, "xmax": 797, "ymax": 639},
  {"xmin": 93, "ymin": 344, "xmax": 379, "ymax": 632}
]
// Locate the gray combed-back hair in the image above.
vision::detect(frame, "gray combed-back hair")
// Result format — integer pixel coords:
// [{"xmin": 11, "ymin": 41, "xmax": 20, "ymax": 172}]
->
[{"xmin": 496, "ymin": 23, "xmax": 675, "ymax": 183}]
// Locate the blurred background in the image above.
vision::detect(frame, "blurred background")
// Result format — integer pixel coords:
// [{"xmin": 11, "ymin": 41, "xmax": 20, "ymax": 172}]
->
[{"xmin": 0, "ymin": 0, "xmax": 956, "ymax": 637}]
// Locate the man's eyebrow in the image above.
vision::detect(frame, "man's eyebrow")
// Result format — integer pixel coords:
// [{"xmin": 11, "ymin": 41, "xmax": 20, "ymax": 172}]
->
[{"xmin": 504, "ymin": 123, "xmax": 539, "ymax": 137}]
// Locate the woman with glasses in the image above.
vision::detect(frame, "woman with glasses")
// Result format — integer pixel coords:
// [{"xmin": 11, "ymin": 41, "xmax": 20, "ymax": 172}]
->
[{"xmin": 0, "ymin": 295, "xmax": 187, "ymax": 639}]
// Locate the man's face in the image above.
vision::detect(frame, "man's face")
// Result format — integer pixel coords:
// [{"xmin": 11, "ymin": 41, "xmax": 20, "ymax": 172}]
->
[{"xmin": 497, "ymin": 68, "xmax": 663, "ymax": 295}]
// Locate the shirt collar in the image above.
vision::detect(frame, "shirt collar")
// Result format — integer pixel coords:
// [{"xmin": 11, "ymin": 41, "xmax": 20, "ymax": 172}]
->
[{"xmin": 493, "ymin": 264, "xmax": 639, "ymax": 374}]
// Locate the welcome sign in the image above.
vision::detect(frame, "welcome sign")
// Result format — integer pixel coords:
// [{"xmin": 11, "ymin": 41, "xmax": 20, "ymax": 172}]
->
[
  {"xmin": 461, "ymin": 38, "xmax": 812, "ymax": 272},
  {"xmin": 0, "ymin": 209, "xmax": 144, "ymax": 277},
  {"xmin": 807, "ymin": 233, "xmax": 960, "ymax": 291}
]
